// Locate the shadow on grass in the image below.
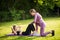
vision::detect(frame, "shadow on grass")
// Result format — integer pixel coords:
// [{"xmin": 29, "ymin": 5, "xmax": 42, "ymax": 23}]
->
[
  {"xmin": 12, "ymin": 36, "xmax": 53, "ymax": 40},
  {"xmin": 0, "ymin": 35, "xmax": 53, "ymax": 40},
  {"xmin": 12, "ymin": 36, "xmax": 36, "ymax": 40},
  {"xmin": 0, "ymin": 35, "xmax": 36, "ymax": 40},
  {"xmin": 0, "ymin": 35, "xmax": 8, "ymax": 39}
]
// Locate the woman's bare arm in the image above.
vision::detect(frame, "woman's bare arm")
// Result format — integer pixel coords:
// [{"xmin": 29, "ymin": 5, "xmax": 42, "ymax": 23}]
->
[{"xmin": 11, "ymin": 28, "xmax": 17, "ymax": 34}]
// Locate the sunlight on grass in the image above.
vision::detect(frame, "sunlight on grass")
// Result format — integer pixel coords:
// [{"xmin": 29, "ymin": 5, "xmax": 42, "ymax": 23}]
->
[{"xmin": 0, "ymin": 17, "xmax": 60, "ymax": 40}]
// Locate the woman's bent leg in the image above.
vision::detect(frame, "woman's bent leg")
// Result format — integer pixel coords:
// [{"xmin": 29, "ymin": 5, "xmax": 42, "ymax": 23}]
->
[{"xmin": 40, "ymin": 27, "xmax": 51, "ymax": 36}]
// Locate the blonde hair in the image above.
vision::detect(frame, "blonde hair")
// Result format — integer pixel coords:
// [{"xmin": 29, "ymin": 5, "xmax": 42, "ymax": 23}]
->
[{"xmin": 29, "ymin": 9, "xmax": 37, "ymax": 13}]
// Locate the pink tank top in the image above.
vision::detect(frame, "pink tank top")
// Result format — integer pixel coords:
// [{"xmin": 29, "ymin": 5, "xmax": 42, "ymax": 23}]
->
[{"xmin": 34, "ymin": 13, "xmax": 46, "ymax": 25}]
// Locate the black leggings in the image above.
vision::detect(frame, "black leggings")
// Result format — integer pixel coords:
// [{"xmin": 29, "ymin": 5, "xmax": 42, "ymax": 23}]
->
[
  {"xmin": 16, "ymin": 31, "xmax": 20, "ymax": 35},
  {"xmin": 22, "ymin": 23, "xmax": 35, "ymax": 35}
]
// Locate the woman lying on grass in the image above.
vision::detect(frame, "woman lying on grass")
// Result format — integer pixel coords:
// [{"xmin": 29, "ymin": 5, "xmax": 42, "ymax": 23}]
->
[
  {"xmin": 7, "ymin": 23, "xmax": 35, "ymax": 36},
  {"xmin": 11, "ymin": 25, "xmax": 21, "ymax": 35}
]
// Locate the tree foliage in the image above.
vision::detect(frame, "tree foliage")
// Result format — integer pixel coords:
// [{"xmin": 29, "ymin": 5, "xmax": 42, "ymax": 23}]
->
[{"xmin": 0, "ymin": 0, "xmax": 60, "ymax": 22}]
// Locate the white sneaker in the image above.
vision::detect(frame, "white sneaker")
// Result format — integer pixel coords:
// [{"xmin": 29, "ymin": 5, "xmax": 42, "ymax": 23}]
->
[{"xmin": 33, "ymin": 31, "xmax": 40, "ymax": 36}]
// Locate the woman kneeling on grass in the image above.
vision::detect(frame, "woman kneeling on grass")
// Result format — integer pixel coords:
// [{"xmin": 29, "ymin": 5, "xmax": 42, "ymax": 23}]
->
[{"xmin": 29, "ymin": 9, "xmax": 55, "ymax": 36}]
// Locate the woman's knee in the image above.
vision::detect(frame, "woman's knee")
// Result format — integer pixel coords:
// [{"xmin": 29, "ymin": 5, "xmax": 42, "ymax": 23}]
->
[{"xmin": 40, "ymin": 33, "xmax": 46, "ymax": 36}]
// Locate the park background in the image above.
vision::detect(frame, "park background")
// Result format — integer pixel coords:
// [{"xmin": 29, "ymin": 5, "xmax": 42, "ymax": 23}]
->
[{"xmin": 0, "ymin": 0, "xmax": 60, "ymax": 40}]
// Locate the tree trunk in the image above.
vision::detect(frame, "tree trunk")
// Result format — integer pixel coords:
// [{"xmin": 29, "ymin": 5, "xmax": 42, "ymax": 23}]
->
[
  {"xmin": 57, "ymin": 8, "xmax": 59, "ymax": 16},
  {"xmin": 22, "ymin": 13, "xmax": 25, "ymax": 20}
]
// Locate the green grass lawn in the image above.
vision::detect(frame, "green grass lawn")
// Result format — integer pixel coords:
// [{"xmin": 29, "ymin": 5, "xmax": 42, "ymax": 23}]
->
[{"xmin": 0, "ymin": 17, "xmax": 60, "ymax": 40}]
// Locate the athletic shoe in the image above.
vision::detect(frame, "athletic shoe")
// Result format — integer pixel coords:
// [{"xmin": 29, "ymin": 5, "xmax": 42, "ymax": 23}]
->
[{"xmin": 51, "ymin": 30, "xmax": 55, "ymax": 36}]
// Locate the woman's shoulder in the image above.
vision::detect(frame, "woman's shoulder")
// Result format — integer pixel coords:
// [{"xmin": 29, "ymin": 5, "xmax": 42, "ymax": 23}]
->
[
  {"xmin": 36, "ymin": 12, "xmax": 41, "ymax": 16},
  {"xmin": 37, "ymin": 12, "xmax": 42, "ymax": 18}
]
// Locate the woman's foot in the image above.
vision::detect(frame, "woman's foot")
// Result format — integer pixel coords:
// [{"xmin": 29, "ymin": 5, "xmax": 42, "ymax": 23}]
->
[{"xmin": 51, "ymin": 30, "xmax": 55, "ymax": 36}]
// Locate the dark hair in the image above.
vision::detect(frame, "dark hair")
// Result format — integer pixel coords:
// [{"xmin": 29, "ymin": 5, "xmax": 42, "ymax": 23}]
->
[
  {"xmin": 13, "ymin": 25, "xmax": 16, "ymax": 30},
  {"xmin": 29, "ymin": 9, "xmax": 37, "ymax": 13}
]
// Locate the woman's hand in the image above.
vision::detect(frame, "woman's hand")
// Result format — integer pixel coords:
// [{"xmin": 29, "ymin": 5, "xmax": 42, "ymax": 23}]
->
[
  {"xmin": 35, "ymin": 30, "xmax": 38, "ymax": 32},
  {"xmin": 14, "ymin": 31, "xmax": 17, "ymax": 34}
]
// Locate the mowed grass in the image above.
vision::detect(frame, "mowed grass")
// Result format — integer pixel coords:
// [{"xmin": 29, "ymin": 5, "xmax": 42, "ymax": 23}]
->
[{"xmin": 0, "ymin": 17, "xmax": 60, "ymax": 40}]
